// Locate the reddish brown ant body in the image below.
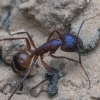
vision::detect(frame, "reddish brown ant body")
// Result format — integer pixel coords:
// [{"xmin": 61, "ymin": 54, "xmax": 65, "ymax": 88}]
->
[{"xmin": 0, "ymin": 14, "xmax": 99, "ymax": 100}]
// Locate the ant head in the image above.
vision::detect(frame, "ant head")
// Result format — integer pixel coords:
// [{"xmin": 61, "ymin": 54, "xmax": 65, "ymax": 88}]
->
[{"xmin": 61, "ymin": 34, "xmax": 83, "ymax": 52}]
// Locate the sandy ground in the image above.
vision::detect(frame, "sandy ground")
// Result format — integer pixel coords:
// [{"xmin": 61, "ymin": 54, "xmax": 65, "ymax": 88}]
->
[{"xmin": 0, "ymin": 0, "xmax": 100, "ymax": 100}]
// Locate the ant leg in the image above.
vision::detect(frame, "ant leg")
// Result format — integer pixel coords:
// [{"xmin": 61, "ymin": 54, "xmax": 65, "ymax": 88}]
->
[
  {"xmin": 50, "ymin": 51, "xmax": 79, "ymax": 63},
  {"xmin": 0, "ymin": 37, "xmax": 31, "ymax": 53},
  {"xmin": 8, "ymin": 55, "xmax": 38, "ymax": 100},
  {"xmin": 27, "ymin": 78, "xmax": 48, "ymax": 93},
  {"xmin": 27, "ymin": 55, "xmax": 54, "ymax": 94},
  {"xmin": 77, "ymin": 45, "xmax": 81, "ymax": 64},
  {"xmin": 9, "ymin": 31, "xmax": 36, "ymax": 49},
  {"xmin": 77, "ymin": 45, "xmax": 91, "ymax": 88},
  {"xmin": 47, "ymin": 30, "xmax": 62, "ymax": 42},
  {"xmin": 50, "ymin": 51, "xmax": 90, "ymax": 88},
  {"xmin": 40, "ymin": 55, "xmax": 53, "ymax": 72},
  {"xmin": 77, "ymin": 14, "xmax": 100, "ymax": 36}
]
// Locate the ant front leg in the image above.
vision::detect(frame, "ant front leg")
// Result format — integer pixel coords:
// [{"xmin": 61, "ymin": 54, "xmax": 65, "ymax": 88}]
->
[
  {"xmin": 77, "ymin": 45, "xmax": 91, "ymax": 88},
  {"xmin": 47, "ymin": 30, "xmax": 62, "ymax": 42},
  {"xmin": 40, "ymin": 55, "xmax": 53, "ymax": 72}
]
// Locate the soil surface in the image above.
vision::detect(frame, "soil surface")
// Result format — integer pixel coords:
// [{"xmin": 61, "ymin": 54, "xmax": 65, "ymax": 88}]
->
[{"xmin": 0, "ymin": 0, "xmax": 100, "ymax": 100}]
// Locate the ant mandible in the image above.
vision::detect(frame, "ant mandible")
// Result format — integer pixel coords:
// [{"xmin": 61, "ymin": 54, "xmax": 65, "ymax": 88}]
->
[{"xmin": 0, "ymin": 14, "xmax": 99, "ymax": 100}]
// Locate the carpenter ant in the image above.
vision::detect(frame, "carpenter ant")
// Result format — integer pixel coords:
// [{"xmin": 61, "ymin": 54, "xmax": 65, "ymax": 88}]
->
[{"xmin": 0, "ymin": 14, "xmax": 99, "ymax": 100}]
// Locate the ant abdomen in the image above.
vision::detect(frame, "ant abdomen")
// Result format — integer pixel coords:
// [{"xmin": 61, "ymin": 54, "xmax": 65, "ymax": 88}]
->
[{"xmin": 11, "ymin": 52, "xmax": 32, "ymax": 74}]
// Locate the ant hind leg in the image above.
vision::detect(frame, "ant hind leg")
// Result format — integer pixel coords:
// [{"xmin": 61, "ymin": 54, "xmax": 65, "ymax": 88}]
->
[
  {"xmin": 9, "ymin": 31, "xmax": 36, "ymax": 49},
  {"xmin": 0, "ymin": 37, "xmax": 32, "ymax": 53}
]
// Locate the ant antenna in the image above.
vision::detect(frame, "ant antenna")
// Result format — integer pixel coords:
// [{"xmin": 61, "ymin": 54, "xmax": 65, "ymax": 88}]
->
[{"xmin": 77, "ymin": 13, "xmax": 100, "ymax": 36}]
